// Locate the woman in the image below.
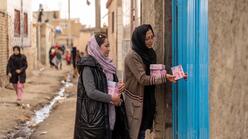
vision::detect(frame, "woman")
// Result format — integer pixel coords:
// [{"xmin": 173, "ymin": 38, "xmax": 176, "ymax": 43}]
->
[
  {"xmin": 49, "ymin": 46, "xmax": 56, "ymax": 68},
  {"xmin": 55, "ymin": 48, "xmax": 63, "ymax": 70},
  {"xmin": 124, "ymin": 24, "xmax": 176, "ymax": 139},
  {"xmin": 6, "ymin": 46, "xmax": 28, "ymax": 102},
  {"xmin": 74, "ymin": 33, "xmax": 129, "ymax": 139}
]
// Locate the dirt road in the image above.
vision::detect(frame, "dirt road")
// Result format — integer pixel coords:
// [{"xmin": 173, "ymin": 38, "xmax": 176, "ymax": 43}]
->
[
  {"xmin": 31, "ymin": 97, "xmax": 76, "ymax": 139},
  {"xmin": 0, "ymin": 65, "xmax": 74, "ymax": 138}
]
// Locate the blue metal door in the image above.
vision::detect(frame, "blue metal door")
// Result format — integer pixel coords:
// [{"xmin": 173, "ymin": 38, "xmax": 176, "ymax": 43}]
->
[{"xmin": 172, "ymin": 0, "xmax": 209, "ymax": 138}]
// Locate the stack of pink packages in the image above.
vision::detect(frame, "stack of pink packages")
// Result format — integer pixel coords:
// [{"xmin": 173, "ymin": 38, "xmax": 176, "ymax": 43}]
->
[
  {"xmin": 107, "ymin": 81, "xmax": 119, "ymax": 96},
  {"xmin": 150, "ymin": 64, "xmax": 167, "ymax": 78}
]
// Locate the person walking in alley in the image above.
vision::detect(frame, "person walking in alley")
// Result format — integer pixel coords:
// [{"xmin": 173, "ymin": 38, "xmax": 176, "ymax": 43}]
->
[
  {"xmin": 124, "ymin": 24, "xmax": 177, "ymax": 139},
  {"xmin": 74, "ymin": 33, "xmax": 129, "ymax": 139},
  {"xmin": 55, "ymin": 48, "xmax": 63, "ymax": 70},
  {"xmin": 71, "ymin": 44, "xmax": 77, "ymax": 77},
  {"xmin": 6, "ymin": 46, "xmax": 28, "ymax": 103},
  {"xmin": 49, "ymin": 46, "xmax": 56, "ymax": 68},
  {"xmin": 65, "ymin": 50, "xmax": 71, "ymax": 65}
]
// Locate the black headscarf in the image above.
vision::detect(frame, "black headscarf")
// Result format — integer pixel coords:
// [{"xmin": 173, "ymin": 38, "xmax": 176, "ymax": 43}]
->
[
  {"xmin": 132, "ymin": 24, "xmax": 157, "ymax": 130},
  {"xmin": 132, "ymin": 24, "xmax": 156, "ymax": 67}
]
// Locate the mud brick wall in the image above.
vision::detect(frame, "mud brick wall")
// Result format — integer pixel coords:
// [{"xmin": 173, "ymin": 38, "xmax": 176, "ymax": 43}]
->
[
  {"xmin": 142, "ymin": 0, "xmax": 173, "ymax": 139},
  {"xmin": 141, "ymin": 0, "xmax": 248, "ymax": 139},
  {"xmin": 209, "ymin": 0, "xmax": 248, "ymax": 138}
]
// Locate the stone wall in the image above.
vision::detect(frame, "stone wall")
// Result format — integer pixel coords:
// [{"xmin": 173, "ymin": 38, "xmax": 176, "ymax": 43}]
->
[{"xmin": 209, "ymin": 0, "xmax": 248, "ymax": 139}]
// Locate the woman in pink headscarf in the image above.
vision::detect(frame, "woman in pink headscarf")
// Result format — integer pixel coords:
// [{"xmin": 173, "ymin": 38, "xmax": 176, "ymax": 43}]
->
[{"xmin": 74, "ymin": 33, "xmax": 130, "ymax": 139}]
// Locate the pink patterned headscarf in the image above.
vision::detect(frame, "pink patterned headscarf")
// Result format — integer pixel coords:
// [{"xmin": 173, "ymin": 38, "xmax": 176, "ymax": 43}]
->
[{"xmin": 87, "ymin": 35, "xmax": 116, "ymax": 80}]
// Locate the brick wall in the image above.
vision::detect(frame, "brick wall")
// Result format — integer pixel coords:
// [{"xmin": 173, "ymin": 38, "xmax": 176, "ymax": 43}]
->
[{"xmin": 0, "ymin": 11, "xmax": 9, "ymax": 86}]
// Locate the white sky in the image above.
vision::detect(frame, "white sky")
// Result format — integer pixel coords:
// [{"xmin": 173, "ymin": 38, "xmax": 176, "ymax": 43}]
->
[{"xmin": 32, "ymin": 0, "xmax": 108, "ymax": 28}]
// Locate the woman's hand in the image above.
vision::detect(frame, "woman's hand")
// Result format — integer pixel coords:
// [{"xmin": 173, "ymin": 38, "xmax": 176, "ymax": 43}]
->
[
  {"xmin": 8, "ymin": 73, "xmax": 12, "ymax": 78},
  {"xmin": 16, "ymin": 69, "xmax": 21, "ymax": 74},
  {"xmin": 118, "ymin": 81, "xmax": 125, "ymax": 93},
  {"xmin": 111, "ymin": 94, "xmax": 121, "ymax": 106},
  {"xmin": 166, "ymin": 74, "xmax": 176, "ymax": 83}
]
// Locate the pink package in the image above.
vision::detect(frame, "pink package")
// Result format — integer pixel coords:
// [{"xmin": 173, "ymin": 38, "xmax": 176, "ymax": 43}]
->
[
  {"xmin": 107, "ymin": 81, "xmax": 119, "ymax": 96},
  {"xmin": 171, "ymin": 65, "xmax": 185, "ymax": 80},
  {"xmin": 150, "ymin": 64, "xmax": 167, "ymax": 78},
  {"xmin": 150, "ymin": 64, "xmax": 165, "ymax": 70},
  {"xmin": 161, "ymin": 69, "xmax": 167, "ymax": 76}
]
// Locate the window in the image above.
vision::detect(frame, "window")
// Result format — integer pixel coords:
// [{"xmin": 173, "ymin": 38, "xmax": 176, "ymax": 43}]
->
[
  {"xmin": 112, "ymin": 12, "xmax": 114, "ymax": 33},
  {"xmin": 24, "ymin": 13, "xmax": 28, "ymax": 36},
  {"xmin": 14, "ymin": 9, "xmax": 20, "ymax": 37}
]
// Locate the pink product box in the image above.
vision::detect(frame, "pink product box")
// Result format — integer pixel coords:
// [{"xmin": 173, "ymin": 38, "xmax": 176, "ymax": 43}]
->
[
  {"xmin": 150, "ymin": 64, "xmax": 165, "ymax": 70},
  {"xmin": 150, "ymin": 64, "xmax": 167, "ymax": 78},
  {"xmin": 171, "ymin": 65, "xmax": 185, "ymax": 80},
  {"xmin": 107, "ymin": 81, "xmax": 119, "ymax": 96}
]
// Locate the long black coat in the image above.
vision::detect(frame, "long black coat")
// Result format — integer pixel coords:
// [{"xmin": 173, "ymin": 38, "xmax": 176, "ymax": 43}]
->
[
  {"xmin": 74, "ymin": 56, "xmax": 130, "ymax": 139},
  {"xmin": 6, "ymin": 54, "xmax": 28, "ymax": 84}
]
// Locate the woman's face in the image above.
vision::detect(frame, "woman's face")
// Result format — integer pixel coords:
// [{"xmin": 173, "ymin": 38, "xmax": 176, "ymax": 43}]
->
[
  {"xmin": 13, "ymin": 48, "xmax": 20, "ymax": 55},
  {"xmin": 99, "ymin": 38, "xmax": 110, "ymax": 57},
  {"xmin": 145, "ymin": 29, "xmax": 155, "ymax": 48}
]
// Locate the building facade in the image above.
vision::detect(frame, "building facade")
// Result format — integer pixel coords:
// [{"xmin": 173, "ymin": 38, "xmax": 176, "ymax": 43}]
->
[
  {"xmin": 106, "ymin": 0, "xmax": 120, "ymax": 69},
  {"xmin": 32, "ymin": 10, "xmax": 61, "ymax": 66},
  {"xmin": 107, "ymin": 0, "xmax": 141, "ymax": 76},
  {"xmin": 7, "ymin": 0, "xmax": 36, "ymax": 73},
  {"xmin": 76, "ymin": 27, "xmax": 94, "ymax": 53},
  {"xmin": 52, "ymin": 19, "xmax": 81, "ymax": 47},
  {"xmin": 0, "ymin": 0, "xmax": 37, "ymax": 86},
  {"xmin": 38, "ymin": 23, "xmax": 54, "ymax": 65},
  {"xmin": 142, "ymin": 0, "xmax": 248, "ymax": 139},
  {"xmin": 33, "ymin": 10, "xmax": 60, "ymax": 23},
  {"xmin": 106, "ymin": 0, "xmax": 248, "ymax": 138},
  {"xmin": 5, "ymin": 0, "xmax": 33, "ymax": 48}
]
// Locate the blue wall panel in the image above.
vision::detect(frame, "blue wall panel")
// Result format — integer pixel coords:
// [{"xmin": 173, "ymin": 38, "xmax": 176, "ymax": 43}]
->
[{"xmin": 172, "ymin": 0, "xmax": 209, "ymax": 138}]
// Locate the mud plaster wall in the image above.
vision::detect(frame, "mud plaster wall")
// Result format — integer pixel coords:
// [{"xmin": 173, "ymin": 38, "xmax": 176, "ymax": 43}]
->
[
  {"xmin": 209, "ymin": 0, "xmax": 248, "ymax": 138},
  {"xmin": 142, "ymin": 0, "xmax": 173, "ymax": 139}
]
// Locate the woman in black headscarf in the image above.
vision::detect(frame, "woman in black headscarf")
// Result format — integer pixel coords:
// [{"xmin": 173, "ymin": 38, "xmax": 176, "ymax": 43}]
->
[
  {"xmin": 6, "ymin": 46, "xmax": 28, "ymax": 102},
  {"xmin": 124, "ymin": 24, "xmax": 176, "ymax": 139}
]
